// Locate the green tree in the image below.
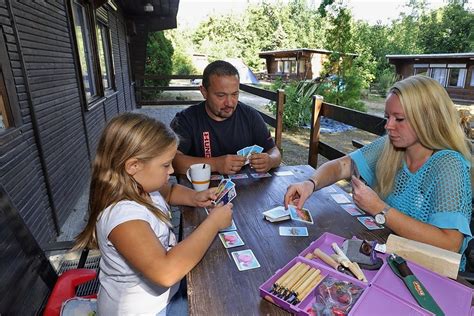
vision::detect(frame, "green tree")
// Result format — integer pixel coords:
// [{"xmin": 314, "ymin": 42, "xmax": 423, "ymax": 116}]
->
[{"xmin": 145, "ymin": 31, "xmax": 174, "ymax": 86}]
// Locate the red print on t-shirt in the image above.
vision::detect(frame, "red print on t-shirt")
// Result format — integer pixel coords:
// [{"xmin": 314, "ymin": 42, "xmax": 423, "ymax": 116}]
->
[{"xmin": 203, "ymin": 132, "xmax": 211, "ymax": 157}]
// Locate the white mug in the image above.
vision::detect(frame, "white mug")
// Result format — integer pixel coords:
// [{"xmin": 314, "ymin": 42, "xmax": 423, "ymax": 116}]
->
[{"xmin": 186, "ymin": 163, "xmax": 211, "ymax": 191}]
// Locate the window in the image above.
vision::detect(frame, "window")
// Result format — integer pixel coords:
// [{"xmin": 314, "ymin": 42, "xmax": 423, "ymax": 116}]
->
[
  {"xmin": 430, "ymin": 67, "xmax": 447, "ymax": 87},
  {"xmin": 0, "ymin": 29, "xmax": 20, "ymax": 131},
  {"xmin": 290, "ymin": 60, "xmax": 296, "ymax": 74},
  {"xmin": 447, "ymin": 68, "xmax": 466, "ymax": 88},
  {"xmin": 413, "ymin": 65, "xmax": 429, "ymax": 76},
  {"xmin": 70, "ymin": 0, "xmax": 115, "ymax": 106},
  {"xmin": 277, "ymin": 60, "xmax": 283, "ymax": 73},
  {"xmin": 470, "ymin": 69, "xmax": 474, "ymax": 87},
  {"xmin": 96, "ymin": 21, "xmax": 114, "ymax": 91},
  {"xmin": 299, "ymin": 60, "xmax": 305, "ymax": 74},
  {"xmin": 0, "ymin": 71, "xmax": 10, "ymax": 129}
]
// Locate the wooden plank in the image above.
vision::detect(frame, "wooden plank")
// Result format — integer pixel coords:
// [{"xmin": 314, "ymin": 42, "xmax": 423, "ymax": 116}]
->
[
  {"xmin": 139, "ymin": 99, "xmax": 202, "ymax": 106},
  {"xmin": 136, "ymin": 74, "xmax": 203, "ymax": 80},
  {"xmin": 308, "ymin": 95, "xmax": 323, "ymax": 168},
  {"xmin": 239, "ymin": 83, "xmax": 278, "ymax": 101},
  {"xmin": 258, "ymin": 112, "xmax": 276, "ymax": 127},
  {"xmin": 138, "ymin": 85, "xmax": 200, "ymax": 91},
  {"xmin": 274, "ymin": 89, "xmax": 285, "ymax": 150}
]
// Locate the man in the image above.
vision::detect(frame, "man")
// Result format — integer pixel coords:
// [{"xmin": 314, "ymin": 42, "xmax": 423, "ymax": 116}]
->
[{"xmin": 170, "ymin": 60, "xmax": 281, "ymax": 175}]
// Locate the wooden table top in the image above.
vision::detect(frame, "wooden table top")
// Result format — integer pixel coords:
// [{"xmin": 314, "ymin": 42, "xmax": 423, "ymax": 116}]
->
[{"xmin": 179, "ymin": 165, "xmax": 391, "ymax": 315}]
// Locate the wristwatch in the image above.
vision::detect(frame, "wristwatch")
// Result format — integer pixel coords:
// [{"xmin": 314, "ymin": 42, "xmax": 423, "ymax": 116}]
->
[{"xmin": 374, "ymin": 205, "xmax": 391, "ymax": 225}]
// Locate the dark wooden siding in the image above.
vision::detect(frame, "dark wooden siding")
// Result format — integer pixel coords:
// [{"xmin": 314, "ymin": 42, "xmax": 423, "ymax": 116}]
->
[{"xmin": 0, "ymin": 0, "xmax": 136, "ymax": 249}]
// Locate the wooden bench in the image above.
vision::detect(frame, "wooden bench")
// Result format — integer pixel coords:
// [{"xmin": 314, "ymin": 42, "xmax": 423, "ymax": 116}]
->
[{"xmin": 307, "ymin": 95, "xmax": 387, "ymax": 167}]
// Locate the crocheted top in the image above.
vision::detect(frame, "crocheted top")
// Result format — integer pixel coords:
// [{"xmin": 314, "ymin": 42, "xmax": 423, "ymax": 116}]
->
[{"xmin": 350, "ymin": 136, "xmax": 472, "ymax": 269}]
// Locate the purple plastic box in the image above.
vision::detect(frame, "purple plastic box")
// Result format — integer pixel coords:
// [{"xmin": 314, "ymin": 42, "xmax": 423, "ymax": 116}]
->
[{"xmin": 260, "ymin": 232, "xmax": 474, "ymax": 315}]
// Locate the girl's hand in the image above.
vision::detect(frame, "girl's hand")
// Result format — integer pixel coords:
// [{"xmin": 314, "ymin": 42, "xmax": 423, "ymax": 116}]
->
[
  {"xmin": 207, "ymin": 203, "xmax": 233, "ymax": 230},
  {"xmin": 284, "ymin": 181, "xmax": 314, "ymax": 210},
  {"xmin": 193, "ymin": 187, "xmax": 218, "ymax": 208},
  {"xmin": 351, "ymin": 176, "xmax": 385, "ymax": 215}
]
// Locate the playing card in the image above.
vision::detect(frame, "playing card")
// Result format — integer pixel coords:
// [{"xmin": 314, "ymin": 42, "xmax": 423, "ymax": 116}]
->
[
  {"xmin": 331, "ymin": 193, "xmax": 351, "ymax": 204},
  {"xmin": 250, "ymin": 172, "xmax": 272, "ymax": 178},
  {"xmin": 341, "ymin": 204, "xmax": 364, "ymax": 216},
  {"xmin": 216, "ymin": 186, "xmax": 236, "ymax": 205},
  {"xmin": 288, "ymin": 205, "xmax": 314, "ymax": 224},
  {"xmin": 231, "ymin": 249, "xmax": 260, "ymax": 271},
  {"xmin": 322, "ymin": 185, "xmax": 338, "ymax": 193},
  {"xmin": 357, "ymin": 216, "xmax": 384, "ymax": 230},
  {"xmin": 210, "ymin": 174, "xmax": 225, "ymax": 181},
  {"xmin": 350, "ymin": 158, "xmax": 361, "ymax": 179},
  {"xmin": 219, "ymin": 219, "xmax": 237, "ymax": 232},
  {"xmin": 279, "ymin": 226, "xmax": 308, "ymax": 237},
  {"xmin": 263, "ymin": 206, "xmax": 290, "ymax": 219},
  {"xmin": 274, "ymin": 170, "xmax": 294, "ymax": 177},
  {"xmin": 228, "ymin": 173, "xmax": 249, "ymax": 180},
  {"xmin": 247, "ymin": 145, "xmax": 263, "ymax": 156},
  {"xmin": 215, "ymin": 179, "xmax": 235, "ymax": 201},
  {"xmin": 218, "ymin": 231, "xmax": 244, "ymax": 248}
]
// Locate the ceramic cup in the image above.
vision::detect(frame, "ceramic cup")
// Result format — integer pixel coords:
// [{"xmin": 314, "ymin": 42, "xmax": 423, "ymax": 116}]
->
[{"xmin": 186, "ymin": 163, "xmax": 211, "ymax": 191}]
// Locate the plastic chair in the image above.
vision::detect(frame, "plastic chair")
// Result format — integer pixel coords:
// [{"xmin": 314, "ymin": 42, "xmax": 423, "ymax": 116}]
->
[{"xmin": 43, "ymin": 269, "xmax": 97, "ymax": 316}]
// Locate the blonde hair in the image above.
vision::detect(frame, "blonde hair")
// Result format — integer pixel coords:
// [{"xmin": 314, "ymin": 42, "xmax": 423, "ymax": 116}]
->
[
  {"xmin": 75, "ymin": 113, "xmax": 178, "ymax": 249},
  {"xmin": 375, "ymin": 75, "xmax": 471, "ymax": 197}
]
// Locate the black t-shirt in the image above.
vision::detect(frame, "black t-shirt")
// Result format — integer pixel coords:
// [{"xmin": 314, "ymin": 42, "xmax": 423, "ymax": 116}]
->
[{"xmin": 170, "ymin": 101, "xmax": 275, "ymax": 157}]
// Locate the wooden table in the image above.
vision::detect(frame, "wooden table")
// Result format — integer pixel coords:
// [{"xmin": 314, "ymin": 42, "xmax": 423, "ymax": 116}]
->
[{"xmin": 179, "ymin": 165, "xmax": 391, "ymax": 315}]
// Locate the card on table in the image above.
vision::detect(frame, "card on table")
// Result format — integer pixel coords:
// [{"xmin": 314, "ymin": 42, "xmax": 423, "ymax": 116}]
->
[
  {"xmin": 341, "ymin": 204, "xmax": 364, "ymax": 216},
  {"xmin": 274, "ymin": 170, "xmax": 294, "ymax": 177},
  {"xmin": 250, "ymin": 172, "xmax": 272, "ymax": 178},
  {"xmin": 219, "ymin": 219, "xmax": 237, "ymax": 232},
  {"xmin": 218, "ymin": 231, "xmax": 244, "ymax": 248},
  {"xmin": 322, "ymin": 185, "xmax": 338, "ymax": 193},
  {"xmin": 210, "ymin": 174, "xmax": 225, "ymax": 181},
  {"xmin": 331, "ymin": 193, "xmax": 351, "ymax": 204},
  {"xmin": 262, "ymin": 206, "xmax": 290, "ymax": 220},
  {"xmin": 357, "ymin": 216, "xmax": 384, "ymax": 230},
  {"xmin": 228, "ymin": 173, "xmax": 249, "ymax": 180},
  {"xmin": 288, "ymin": 205, "xmax": 314, "ymax": 224},
  {"xmin": 279, "ymin": 226, "xmax": 308, "ymax": 237},
  {"xmin": 231, "ymin": 249, "xmax": 261, "ymax": 271}
]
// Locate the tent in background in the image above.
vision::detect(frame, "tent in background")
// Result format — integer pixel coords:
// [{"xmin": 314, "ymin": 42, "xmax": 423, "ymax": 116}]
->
[{"xmin": 225, "ymin": 58, "xmax": 259, "ymax": 84}]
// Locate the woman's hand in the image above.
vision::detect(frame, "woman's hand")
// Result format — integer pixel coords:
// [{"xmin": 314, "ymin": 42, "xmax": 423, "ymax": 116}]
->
[
  {"xmin": 284, "ymin": 181, "xmax": 314, "ymax": 210},
  {"xmin": 351, "ymin": 176, "xmax": 385, "ymax": 215},
  {"xmin": 193, "ymin": 187, "xmax": 218, "ymax": 208}
]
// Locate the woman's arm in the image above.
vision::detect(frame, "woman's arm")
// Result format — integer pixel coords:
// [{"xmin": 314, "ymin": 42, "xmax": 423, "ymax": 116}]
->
[{"xmin": 284, "ymin": 156, "xmax": 352, "ymax": 209}]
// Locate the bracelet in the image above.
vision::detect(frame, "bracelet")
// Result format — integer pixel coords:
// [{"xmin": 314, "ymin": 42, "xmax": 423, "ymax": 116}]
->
[{"xmin": 306, "ymin": 178, "xmax": 317, "ymax": 192}]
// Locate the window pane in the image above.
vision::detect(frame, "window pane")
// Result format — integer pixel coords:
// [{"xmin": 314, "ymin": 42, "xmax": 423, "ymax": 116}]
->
[
  {"xmin": 290, "ymin": 61, "xmax": 296, "ymax": 74},
  {"xmin": 72, "ymin": 2, "xmax": 97, "ymax": 100},
  {"xmin": 448, "ymin": 68, "xmax": 466, "ymax": 88},
  {"xmin": 0, "ymin": 72, "xmax": 10, "ymax": 129},
  {"xmin": 96, "ymin": 23, "xmax": 111, "ymax": 89},
  {"xmin": 277, "ymin": 61, "xmax": 283, "ymax": 73},
  {"xmin": 299, "ymin": 60, "xmax": 305, "ymax": 74},
  {"xmin": 0, "ymin": 96, "xmax": 6, "ymax": 129},
  {"xmin": 414, "ymin": 68, "xmax": 428, "ymax": 76},
  {"xmin": 471, "ymin": 70, "xmax": 474, "ymax": 87},
  {"xmin": 284, "ymin": 61, "xmax": 290, "ymax": 73},
  {"xmin": 430, "ymin": 68, "xmax": 447, "ymax": 86}
]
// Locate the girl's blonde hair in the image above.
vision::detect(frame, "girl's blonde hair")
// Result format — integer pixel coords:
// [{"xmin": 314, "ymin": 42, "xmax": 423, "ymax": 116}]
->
[
  {"xmin": 375, "ymin": 75, "xmax": 471, "ymax": 197},
  {"xmin": 75, "ymin": 113, "xmax": 178, "ymax": 249}
]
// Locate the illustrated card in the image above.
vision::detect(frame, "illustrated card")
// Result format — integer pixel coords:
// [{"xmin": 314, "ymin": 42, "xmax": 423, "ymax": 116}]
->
[
  {"xmin": 262, "ymin": 206, "xmax": 290, "ymax": 219},
  {"xmin": 274, "ymin": 170, "xmax": 294, "ymax": 177},
  {"xmin": 218, "ymin": 231, "xmax": 244, "ymax": 248},
  {"xmin": 215, "ymin": 179, "xmax": 235, "ymax": 201},
  {"xmin": 357, "ymin": 216, "xmax": 384, "ymax": 230},
  {"xmin": 216, "ymin": 186, "xmax": 236, "ymax": 205},
  {"xmin": 247, "ymin": 145, "xmax": 264, "ymax": 156},
  {"xmin": 228, "ymin": 173, "xmax": 249, "ymax": 180},
  {"xmin": 250, "ymin": 172, "xmax": 272, "ymax": 178},
  {"xmin": 210, "ymin": 174, "xmax": 225, "ymax": 181},
  {"xmin": 331, "ymin": 193, "xmax": 351, "ymax": 204},
  {"xmin": 288, "ymin": 205, "xmax": 314, "ymax": 224},
  {"xmin": 219, "ymin": 219, "xmax": 237, "ymax": 232},
  {"xmin": 279, "ymin": 226, "xmax": 308, "ymax": 237},
  {"xmin": 231, "ymin": 249, "xmax": 261, "ymax": 271},
  {"xmin": 341, "ymin": 204, "xmax": 364, "ymax": 216},
  {"xmin": 322, "ymin": 185, "xmax": 337, "ymax": 193},
  {"xmin": 350, "ymin": 158, "xmax": 361, "ymax": 179}
]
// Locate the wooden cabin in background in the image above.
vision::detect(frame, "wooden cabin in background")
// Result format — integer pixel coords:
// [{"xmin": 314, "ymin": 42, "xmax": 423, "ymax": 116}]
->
[
  {"xmin": 0, "ymin": 0, "xmax": 179, "ymax": 313},
  {"xmin": 387, "ymin": 53, "xmax": 474, "ymax": 105},
  {"xmin": 259, "ymin": 48, "xmax": 357, "ymax": 81}
]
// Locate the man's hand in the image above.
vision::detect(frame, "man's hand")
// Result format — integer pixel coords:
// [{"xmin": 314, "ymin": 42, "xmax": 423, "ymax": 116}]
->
[
  {"xmin": 249, "ymin": 153, "xmax": 273, "ymax": 173},
  {"xmin": 215, "ymin": 155, "xmax": 246, "ymax": 175}
]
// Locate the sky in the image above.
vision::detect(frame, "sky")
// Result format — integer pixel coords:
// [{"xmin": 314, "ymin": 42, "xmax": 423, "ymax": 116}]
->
[{"xmin": 177, "ymin": 0, "xmax": 461, "ymax": 28}]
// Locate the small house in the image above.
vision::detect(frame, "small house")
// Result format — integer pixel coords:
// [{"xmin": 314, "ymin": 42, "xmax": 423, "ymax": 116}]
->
[{"xmin": 387, "ymin": 53, "xmax": 474, "ymax": 105}]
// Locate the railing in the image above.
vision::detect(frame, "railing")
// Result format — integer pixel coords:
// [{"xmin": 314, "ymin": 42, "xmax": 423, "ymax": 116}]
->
[
  {"xmin": 308, "ymin": 95, "xmax": 387, "ymax": 167},
  {"xmin": 134, "ymin": 74, "xmax": 286, "ymax": 151}
]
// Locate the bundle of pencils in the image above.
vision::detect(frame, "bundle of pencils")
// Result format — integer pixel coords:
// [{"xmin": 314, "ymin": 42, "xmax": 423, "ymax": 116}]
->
[{"xmin": 269, "ymin": 262, "xmax": 326, "ymax": 305}]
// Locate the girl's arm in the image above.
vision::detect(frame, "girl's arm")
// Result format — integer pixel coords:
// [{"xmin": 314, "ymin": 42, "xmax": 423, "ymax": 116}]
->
[
  {"xmin": 108, "ymin": 203, "xmax": 232, "ymax": 288},
  {"xmin": 160, "ymin": 183, "xmax": 217, "ymax": 208}
]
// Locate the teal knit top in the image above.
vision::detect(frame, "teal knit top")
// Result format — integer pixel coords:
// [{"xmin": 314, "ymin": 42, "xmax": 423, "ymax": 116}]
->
[{"xmin": 350, "ymin": 136, "xmax": 472, "ymax": 270}]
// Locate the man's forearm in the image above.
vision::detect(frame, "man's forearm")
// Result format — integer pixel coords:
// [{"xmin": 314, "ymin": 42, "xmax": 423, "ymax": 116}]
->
[{"xmin": 268, "ymin": 146, "xmax": 282, "ymax": 169}]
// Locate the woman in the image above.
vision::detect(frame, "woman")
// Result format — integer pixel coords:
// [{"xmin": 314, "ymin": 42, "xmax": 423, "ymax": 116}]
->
[{"xmin": 284, "ymin": 75, "xmax": 472, "ymax": 269}]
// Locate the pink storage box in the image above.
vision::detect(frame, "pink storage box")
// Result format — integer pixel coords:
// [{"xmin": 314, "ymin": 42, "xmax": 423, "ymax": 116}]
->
[{"xmin": 260, "ymin": 232, "xmax": 473, "ymax": 315}]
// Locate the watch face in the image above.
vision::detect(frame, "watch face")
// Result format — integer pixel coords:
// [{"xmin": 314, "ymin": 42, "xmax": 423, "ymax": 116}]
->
[{"xmin": 375, "ymin": 213, "xmax": 385, "ymax": 225}]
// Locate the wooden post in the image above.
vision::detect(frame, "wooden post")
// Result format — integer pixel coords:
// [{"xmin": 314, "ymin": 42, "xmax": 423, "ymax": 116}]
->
[
  {"xmin": 308, "ymin": 95, "xmax": 324, "ymax": 168},
  {"xmin": 275, "ymin": 89, "xmax": 285, "ymax": 152},
  {"xmin": 136, "ymin": 79, "xmax": 142, "ymax": 107}
]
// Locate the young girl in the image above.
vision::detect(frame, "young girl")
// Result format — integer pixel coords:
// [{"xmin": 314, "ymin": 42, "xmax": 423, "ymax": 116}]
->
[{"xmin": 75, "ymin": 113, "xmax": 233, "ymax": 315}]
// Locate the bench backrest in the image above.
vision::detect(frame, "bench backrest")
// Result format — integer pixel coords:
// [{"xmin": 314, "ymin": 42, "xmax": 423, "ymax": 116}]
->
[{"xmin": 308, "ymin": 95, "xmax": 387, "ymax": 167}]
